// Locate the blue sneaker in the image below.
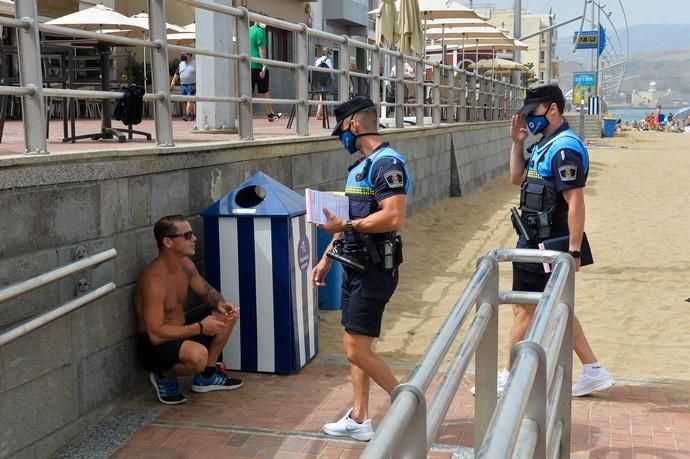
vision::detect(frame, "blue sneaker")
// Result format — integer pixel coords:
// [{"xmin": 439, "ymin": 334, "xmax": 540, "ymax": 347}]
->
[
  {"xmin": 149, "ymin": 372, "xmax": 186, "ymax": 405},
  {"xmin": 191, "ymin": 371, "xmax": 243, "ymax": 393}
]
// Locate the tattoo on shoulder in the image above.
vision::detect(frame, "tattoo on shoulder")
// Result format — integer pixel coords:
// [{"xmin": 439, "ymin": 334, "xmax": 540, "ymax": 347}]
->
[{"xmin": 182, "ymin": 262, "xmax": 198, "ymax": 279}]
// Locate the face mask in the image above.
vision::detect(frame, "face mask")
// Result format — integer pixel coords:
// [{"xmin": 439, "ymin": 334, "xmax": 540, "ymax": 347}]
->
[
  {"xmin": 179, "ymin": 54, "xmax": 188, "ymax": 62},
  {"xmin": 339, "ymin": 129, "xmax": 358, "ymax": 154},
  {"xmin": 525, "ymin": 114, "xmax": 549, "ymax": 135}
]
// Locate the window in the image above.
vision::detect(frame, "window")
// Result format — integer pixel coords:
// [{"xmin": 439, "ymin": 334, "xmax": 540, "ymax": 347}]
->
[
  {"xmin": 267, "ymin": 27, "xmax": 292, "ymax": 63},
  {"xmin": 539, "ymin": 51, "xmax": 545, "ymax": 63}
]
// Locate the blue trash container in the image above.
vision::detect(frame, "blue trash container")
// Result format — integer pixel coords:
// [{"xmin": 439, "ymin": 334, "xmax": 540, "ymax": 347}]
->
[
  {"xmin": 602, "ymin": 118, "xmax": 617, "ymax": 137},
  {"xmin": 201, "ymin": 172, "xmax": 318, "ymax": 374},
  {"xmin": 316, "ymin": 227, "xmax": 343, "ymax": 310}
]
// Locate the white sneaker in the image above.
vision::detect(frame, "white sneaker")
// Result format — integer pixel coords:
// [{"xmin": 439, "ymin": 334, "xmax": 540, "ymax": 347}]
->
[
  {"xmin": 572, "ymin": 368, "xmax": 615, "ymax": 397},
  {"xmin": 322, "ymin": 408, "xmax": 375, "ymax": 441},
  {"xmin": 470, "ymin": 368, "xmax": 510, "ymax": 397}
]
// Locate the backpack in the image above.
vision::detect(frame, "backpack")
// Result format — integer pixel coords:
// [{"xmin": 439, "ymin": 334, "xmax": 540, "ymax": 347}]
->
[
  {"xmin": 312, "ymin": 59, "xmax": 331, "ymax": 88},
  {"xmin": 112, "ymin": 84, "xmax": 145, "ymax": 126}
]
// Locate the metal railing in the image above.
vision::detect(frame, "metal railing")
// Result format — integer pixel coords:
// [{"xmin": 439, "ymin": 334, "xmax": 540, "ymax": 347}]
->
[
  {"xmin": 0, "ymin": 0, "xmax": 524, "ymax": 154},
  {"xmin": 0, "ymin": 248, "xmax": 117, "ymax": 347},
  {"xmin": 361, "ymin": 248, "xmax": 575, "ymax": 459}
]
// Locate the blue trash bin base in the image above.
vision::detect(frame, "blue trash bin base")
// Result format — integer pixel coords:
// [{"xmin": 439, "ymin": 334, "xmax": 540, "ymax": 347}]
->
[{"xmin": 316, "ymin": 227, "xmax": 343, "ymax": 310}]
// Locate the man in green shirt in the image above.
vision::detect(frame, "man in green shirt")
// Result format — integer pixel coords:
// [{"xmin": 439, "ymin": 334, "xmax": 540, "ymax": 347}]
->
[{"xmin": 249, "ymin": 22, "xmax": 282, "ymax": 122}]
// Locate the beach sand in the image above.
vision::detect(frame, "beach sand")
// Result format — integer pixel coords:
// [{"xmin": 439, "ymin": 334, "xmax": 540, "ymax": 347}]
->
[{"xmin": 318, "ymin": 130, "xmax": 690, "ymax": 384}]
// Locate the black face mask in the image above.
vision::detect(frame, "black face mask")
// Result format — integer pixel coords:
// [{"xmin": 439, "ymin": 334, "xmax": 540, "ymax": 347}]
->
[{"xmin": 180, "ymin": 55, "xmax": 188, "ymax": 62}]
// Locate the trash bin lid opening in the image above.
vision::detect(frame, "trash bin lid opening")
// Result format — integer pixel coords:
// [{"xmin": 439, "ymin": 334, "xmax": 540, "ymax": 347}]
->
[{"xmin": 235, "ymin": 185, "xmax": 267, "ymax": 208}]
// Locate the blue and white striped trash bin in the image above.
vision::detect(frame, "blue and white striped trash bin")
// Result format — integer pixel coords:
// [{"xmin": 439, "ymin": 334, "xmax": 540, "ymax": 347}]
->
[{"xmin": 201, "ymin": 172, "xmax": 318, "ymax": 374}]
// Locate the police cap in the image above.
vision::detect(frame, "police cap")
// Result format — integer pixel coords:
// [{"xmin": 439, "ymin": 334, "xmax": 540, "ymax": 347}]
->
[
  {"xmin": 331, "ymin": 96, "xmax": 375, "ymax": 135},
  {"xmin": 517, "ymin": 84, "xmax": 565, "ymax": 115}
]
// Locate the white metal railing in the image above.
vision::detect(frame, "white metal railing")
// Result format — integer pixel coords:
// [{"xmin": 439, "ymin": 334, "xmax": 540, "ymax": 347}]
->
[
  {"xmin": 0, "ymin": 248, "xmax": 117, "ymax": 347},
  {"xmin": 361, "ymin": 248, "xmax": 575, "ymax": 459},
  {"xmin": 0, "ymin": 0, "xmax": 525, "ymax": 154}
]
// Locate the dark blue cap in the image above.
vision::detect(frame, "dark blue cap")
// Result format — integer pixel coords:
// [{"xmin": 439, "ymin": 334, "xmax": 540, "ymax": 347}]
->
[{"xmin": 331, "ymin": 96, "xmax": 375, "ymax": 135}]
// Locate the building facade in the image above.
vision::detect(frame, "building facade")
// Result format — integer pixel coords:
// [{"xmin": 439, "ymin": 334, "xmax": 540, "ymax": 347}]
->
[{"xmin": 480, "ymin": 8, "xmax": 558, "ymax": 86}]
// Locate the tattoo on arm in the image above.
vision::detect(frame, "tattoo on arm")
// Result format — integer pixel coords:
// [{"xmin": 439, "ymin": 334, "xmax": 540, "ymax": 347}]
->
[{"xmin": 204, "ymin": 280, "xmax": 224, "ymax": 307}]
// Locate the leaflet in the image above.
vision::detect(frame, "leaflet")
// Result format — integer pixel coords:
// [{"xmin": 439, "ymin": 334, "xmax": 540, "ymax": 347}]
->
[{"xmin": 305, "ymin": 188, "xmax": 349, "ymax": 225}]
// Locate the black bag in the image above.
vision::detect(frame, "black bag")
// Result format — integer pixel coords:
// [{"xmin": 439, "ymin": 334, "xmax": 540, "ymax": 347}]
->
[
  {"xmin": 311, "ymin": 60, "xmax": 331, "ymax": 88},
  {"xmin": 112, "ymin": 84, "xmax": 145, "ymax": 126}
]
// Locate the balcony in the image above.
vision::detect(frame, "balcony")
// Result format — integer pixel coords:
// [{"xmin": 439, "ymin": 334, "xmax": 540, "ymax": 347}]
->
[{"xmin": 322, "ymin": 0, "xmax": 368, "ymax": 27}]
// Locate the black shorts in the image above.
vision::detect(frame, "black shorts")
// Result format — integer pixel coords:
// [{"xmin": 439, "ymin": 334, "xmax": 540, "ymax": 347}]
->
[
  {"xmin": 251, "ymin": 68, "xmax": 270, "ymax": 94},
  {"xmin": 341, "ymin": 264, "xmax": 399, "ymax": 338},
  {"xmin": 512, "ymin": 235, "xmax": 551, "ymax": 293},
  {"xmin": 137, "ymin": 315, "xmax": 213, "ymax": 373}
]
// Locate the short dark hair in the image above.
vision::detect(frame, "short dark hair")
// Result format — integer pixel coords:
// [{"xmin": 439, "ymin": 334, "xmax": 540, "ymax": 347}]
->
[
  {"xmin": 153, "ymin": 215, "xmax": 187, "ymax": 249},
  {"xmin": 353, "ymin": 105, "xmax": 379, "ymax": 130}
]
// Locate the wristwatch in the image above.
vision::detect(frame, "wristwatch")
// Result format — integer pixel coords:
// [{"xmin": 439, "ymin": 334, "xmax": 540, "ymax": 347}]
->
[
  {"xmin": 568, "ymin": 250, "xmax": 581, "ymax": 259},
  {"xmin": 344, "ymin": 219, "xmax": 353, "ymax": 234}
]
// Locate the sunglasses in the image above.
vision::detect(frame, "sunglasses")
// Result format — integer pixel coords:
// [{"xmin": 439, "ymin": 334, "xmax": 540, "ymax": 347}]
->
[{"xmin": 167, "ymin": 231, "xmax": 194, "ymax": 240}]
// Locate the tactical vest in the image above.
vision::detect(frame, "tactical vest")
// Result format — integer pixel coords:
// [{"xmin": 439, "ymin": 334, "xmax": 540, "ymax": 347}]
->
[
  {"xmin": 520, "ymin": 129, "xmax": 588, "ymax": 237},
  {"xmin": 344, "ymin": 144, "xmax": 409, "ymax": 250}
]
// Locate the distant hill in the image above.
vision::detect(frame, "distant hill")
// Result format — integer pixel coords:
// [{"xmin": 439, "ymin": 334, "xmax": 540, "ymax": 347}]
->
[
  {"xmin": 556, "ymin": 23, "xmax": 690, "ymax": 58},
  {"xmin": 556, "ymin": 24, "xmax": 690, "ymax": 102}
]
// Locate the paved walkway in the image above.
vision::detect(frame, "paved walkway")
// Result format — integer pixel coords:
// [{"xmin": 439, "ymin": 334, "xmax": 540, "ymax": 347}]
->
[{"xmin": 54, "ymin": 131, "xmax": 690, "ymax": 458}]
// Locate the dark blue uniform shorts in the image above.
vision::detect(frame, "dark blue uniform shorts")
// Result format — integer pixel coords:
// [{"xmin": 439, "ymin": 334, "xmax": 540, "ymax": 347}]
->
[{"xmin": 341, "ymin": 264, "xmax": 399, "ymax": 338}]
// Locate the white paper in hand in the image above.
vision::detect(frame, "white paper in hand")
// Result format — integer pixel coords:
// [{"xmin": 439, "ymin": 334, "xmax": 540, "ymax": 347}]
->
[{"xmin": 305, "ymin": 188, "xmax": 349, "ymax": 224}]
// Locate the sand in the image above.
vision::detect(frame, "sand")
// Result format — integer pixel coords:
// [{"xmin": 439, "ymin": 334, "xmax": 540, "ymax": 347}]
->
[{"xmin": 318, "ymin": 130, "xmax": 690, "ymax": 384}]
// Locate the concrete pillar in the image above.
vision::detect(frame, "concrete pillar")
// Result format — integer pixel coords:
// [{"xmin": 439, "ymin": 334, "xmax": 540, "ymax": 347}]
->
[{"xmin": 195, "ymin": 0, "xmax": 236, "ymax": 132}]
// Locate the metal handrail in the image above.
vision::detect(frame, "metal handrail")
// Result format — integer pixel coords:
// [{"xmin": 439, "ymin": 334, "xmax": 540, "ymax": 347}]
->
[
  {"xmin": 0, "ymin": 283, "xmax": 116, "ymax": 347},
  {"xmin": 4, "ymin": 0, "xmax": 524, "ymax": 154},
  {"xmin": 0, "ymin": 248, "xmax": 116, "ymax": 303},
  {"xmin": 0, "ymin": 248, "xmax": 118, "ymax": 347},
  {"xmin": 361, "ymin": 249, "xmax": 575, "ymax": 459}
]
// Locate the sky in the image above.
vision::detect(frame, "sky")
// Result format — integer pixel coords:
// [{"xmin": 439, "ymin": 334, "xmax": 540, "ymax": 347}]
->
[{"xmin": 470, "ymin": 0, "xmax": 690, "ymax": 30}]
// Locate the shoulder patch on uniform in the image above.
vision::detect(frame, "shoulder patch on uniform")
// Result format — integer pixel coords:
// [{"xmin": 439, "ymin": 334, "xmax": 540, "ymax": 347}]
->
[
  {"xmin": 558, "ymin": 165, "xmax": 577, "ymax": 182},
  {"xmin": 384, "ymin": 169, "xmax": 405, "ymax": 188}
]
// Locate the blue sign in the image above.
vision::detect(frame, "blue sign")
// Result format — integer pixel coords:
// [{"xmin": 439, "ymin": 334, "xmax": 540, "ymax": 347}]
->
[
  {"xmin": 574, "ymin": 26, "xmax": 607, "ymax": 56},
  {"xmin": 574, "ymin": 30, "xmax": 598, "ymax": 50}
]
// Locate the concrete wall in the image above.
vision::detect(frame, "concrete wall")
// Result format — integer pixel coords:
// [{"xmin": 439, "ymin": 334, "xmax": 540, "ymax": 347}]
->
[{"xmin": 0, "ymin": 120, "xmax": 510, "ymax": 458}]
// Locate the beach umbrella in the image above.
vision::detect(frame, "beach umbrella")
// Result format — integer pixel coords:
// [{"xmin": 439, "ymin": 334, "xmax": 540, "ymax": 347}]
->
[
  {"xmin": 418, "ymin": 0, "xmax": 482, "ymax": 20},
  {"xmin": 417, "ymin": 0, "xmax": 483, "ymax": 66},
  {"xmin": 130, "ymin": 12, "xmax": 185, "ymax": 33},
  {"xmin": 469, "ymin": 57, "xmax": 527, "ymax": 72},
  {"xmin": 370, "ymin": 0, "xmax": 399, "ymax": 48},
  {"xmin": 182, "ymin": 23, "xmax": 196, "ymax": 32},
  {"xmin": 45, "ymin": 3, "xmax": 146, "ymax": 32},
  {"xmin": 167, "ymin": 32, "xmax": 196, "ymax": 46},
  {"xmin": 398, "ymin": 0, "xmax": 424, "ymax": 56}
]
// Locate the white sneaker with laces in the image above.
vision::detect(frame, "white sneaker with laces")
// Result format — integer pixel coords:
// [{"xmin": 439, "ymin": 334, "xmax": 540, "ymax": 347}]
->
[
  {"xmin": 322, "ymin": 408, "xmax": 375, "ymax": 441},
  {"xmin": 572, "ymin": 368, "xmax": 615, "ymax": 396},
  {"xmin": 470, "ymin": 368, "xmax": 510, "ymax": 397}
]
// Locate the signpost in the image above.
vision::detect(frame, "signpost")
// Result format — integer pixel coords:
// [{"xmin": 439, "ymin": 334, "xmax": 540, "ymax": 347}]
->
[{"xmin": 572, "ymin": 72, "xmax": 596, "ymax": 105}]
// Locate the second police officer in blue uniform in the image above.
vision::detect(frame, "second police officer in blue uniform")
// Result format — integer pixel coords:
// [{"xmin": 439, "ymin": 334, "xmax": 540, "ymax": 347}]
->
[
  {"xmin": 312, "ymin": 96, "xmax": 410, "ymax": 441},
  {"xmin": 500, "ymin": 85, "xmax": 615, "ymax": 397}
]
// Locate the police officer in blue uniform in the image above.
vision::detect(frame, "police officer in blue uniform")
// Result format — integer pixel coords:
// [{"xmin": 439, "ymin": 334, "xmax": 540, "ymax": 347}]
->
[
  {"xmin": 312, "ymin": 96, "xmax": 410, "ymax": 441},
  {"xmin": 505, "ymin": 85, "xmax": 614, "ymax": 397}
]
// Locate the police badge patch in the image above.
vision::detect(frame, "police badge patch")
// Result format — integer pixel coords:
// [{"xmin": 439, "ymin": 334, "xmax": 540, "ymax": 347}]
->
[
  {"xmin": 558, "ymin": 165, "xmax": 577, "ymax": 182},
  {"xmin": 384, "ymin": 169, "xmax": 405, "ymax": 188}
]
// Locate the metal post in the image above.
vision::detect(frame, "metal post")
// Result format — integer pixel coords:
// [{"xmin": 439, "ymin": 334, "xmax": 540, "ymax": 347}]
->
[
  {"xmin": 15, "ymin": 0, "xmax": 47, "ymax": 154},
  {"xmin": 579, "ymin": 99, "xmax": 585, "ymax": 139},
  {"xmin": 394, "ymin": 53, "xmax": 404, "ymax": 128},
  {"xmin": 555, "ymin": 257, "xmax": 575, "ymax": 459},
  {"xmin": 415, "ymin": 58, "xmax": 424, "ymax": 126},
  {"xmin": 467, "ymin": 73, "xmax": 476, "ymax": 122},
  {"xmin": 448, "ymin": 66, "xmax": 456, "ymax": 122},
  {"xmin": 338, "ymin": 37, "xmax": 350, "ymax": 102},
  {"xmin": 295, "ymin": 24, "xmax": 309, "ymax": 136},
  {"xmin": 458, "ymin": 71, "xmax": 467, "ymax": 122},
  {"xmin": 473, "ymin": 255, "xmax": 499, "ymax": 455},
  {"xmin": 432, "ymin": 63, "xmax": 440, "ymax": 126},
  {"xmin": 390, "ymin": 384, "xmax": 427, "ymax": 459},
  {"xmin": 148, "ymin": 0, "xmax": 174, "ymax": 146},
  {"xmin": 236, "ymin": 8, "xmax": 253, "ymax": 139},
  {"xmin": 512, "ymin": 0, "xmax": 522, "ymax": 87},
  {"xmin": 371, "ymin": 45, "xmax": 381, "ymax": 108}
]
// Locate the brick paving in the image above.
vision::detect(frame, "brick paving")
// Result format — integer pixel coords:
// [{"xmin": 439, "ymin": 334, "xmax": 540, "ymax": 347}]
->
[
  {"xmin": 108, "ymin": 358, "xmax": 690, "ymax": 458},
  {"xmin": 0, "ymin": 115, "xmax": 336, "ymax": 157}
]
